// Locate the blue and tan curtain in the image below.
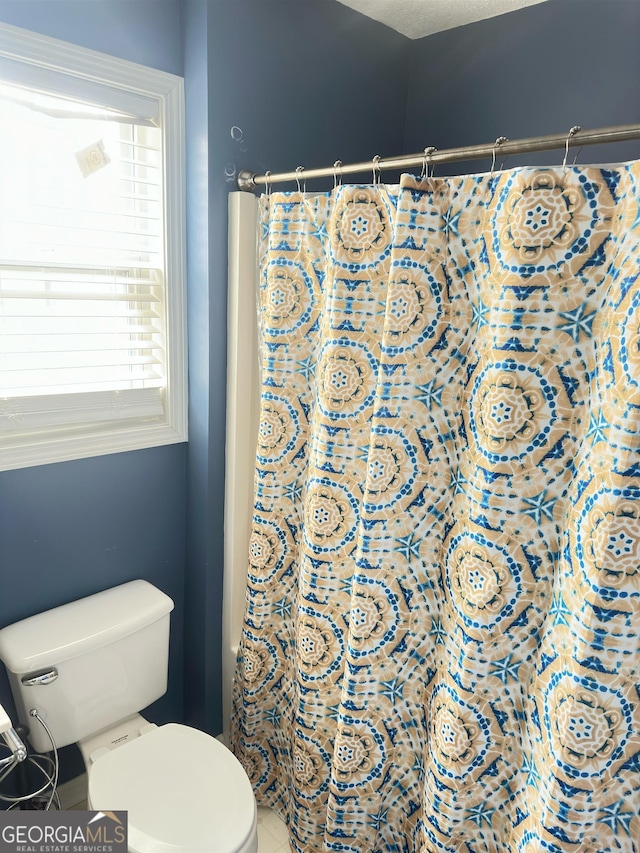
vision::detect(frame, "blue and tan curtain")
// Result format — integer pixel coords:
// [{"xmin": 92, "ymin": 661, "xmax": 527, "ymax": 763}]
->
[{"xmin": 231, "ymin": 164, "xmax": 640, "ymax": 852}]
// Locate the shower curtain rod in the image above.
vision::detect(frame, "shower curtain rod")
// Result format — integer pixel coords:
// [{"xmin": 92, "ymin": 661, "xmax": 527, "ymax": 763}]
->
[{"xmin": 236, "ymin": 123, "xmax": 640, "ymax": 191}]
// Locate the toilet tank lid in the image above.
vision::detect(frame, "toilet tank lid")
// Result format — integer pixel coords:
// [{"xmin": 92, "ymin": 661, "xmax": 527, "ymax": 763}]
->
[{"xmin": 0, "ymin": 580, "xmax": 174, "ymax": 673}]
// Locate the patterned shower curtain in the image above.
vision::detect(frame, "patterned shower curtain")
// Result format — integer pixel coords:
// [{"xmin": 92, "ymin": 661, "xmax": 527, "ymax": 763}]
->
[{"xmin": 230, "ymin": 164, "xmax": 640, "ymax": 853}]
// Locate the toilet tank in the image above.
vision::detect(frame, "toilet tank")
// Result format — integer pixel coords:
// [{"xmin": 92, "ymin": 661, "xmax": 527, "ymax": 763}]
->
[{"xmin": 0, "ymin": 580, "xmax": 174, "ymax": 754}]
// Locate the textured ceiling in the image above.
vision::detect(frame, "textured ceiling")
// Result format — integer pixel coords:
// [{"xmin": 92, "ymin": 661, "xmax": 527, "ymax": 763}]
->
[{"xmin": 335, "ymin": 0, "xmax": 550, "ymax": 39}]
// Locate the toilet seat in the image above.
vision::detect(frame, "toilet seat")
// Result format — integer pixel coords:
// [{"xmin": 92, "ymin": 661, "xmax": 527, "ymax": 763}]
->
[{"xmin": 88, "ymin": 723, "xmax": 257, "ymax": 853}]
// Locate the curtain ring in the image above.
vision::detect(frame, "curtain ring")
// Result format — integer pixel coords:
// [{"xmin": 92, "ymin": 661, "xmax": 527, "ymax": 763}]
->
[
  {"xmin": 372, "ymin": 154, "xmax": 381, "ymax": 186},
  {"xmin": 333, "ymin": 160, "xmax": 343, "ymax": 189},
  {"xmin": 421, "ymin": 147, "xmax": 438, "ymax": 179},
  {"xmin": 563, "ymin": 126, "xmax": 581, "ymax": 171},
  {"xmin": 295, "ymin": 165, "xmax": 305, "ymax": 193},
  {"xmin": 490, "ymin": 136, "xmax": 508, "ymax": 177},
  {"xmin": 264, "ymin": 170, "xmax": 272, "ymax": 197}
]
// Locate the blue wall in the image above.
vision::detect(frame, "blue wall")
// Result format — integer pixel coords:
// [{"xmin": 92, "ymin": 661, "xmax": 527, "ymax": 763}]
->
[
  {"xmin": 181, "ymin": 0, "xmax": 214, "ymax": 736},
  {"xmin": 0, "ymin": 0, "xmax": 182, "ymax": 73},
  {"xmin": 403, "ymin": 0, "xmax": 640, "ymax": 173}
]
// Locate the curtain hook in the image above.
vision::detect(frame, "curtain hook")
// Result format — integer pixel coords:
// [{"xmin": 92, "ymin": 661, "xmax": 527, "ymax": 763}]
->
[
  {"xmin": 295, "ymin": 165, "xmax": 305, "ymax": 193},
  {"xmin": 421, "ymin": 146, "xmax": 438, "ymax": 179},
  {"xmin": 264, "ymin": 170, "xmax": 272, "ymax": 197},
  {"xmin": 333, "ymin": 159, "xmax": 343, "ymax": 189},
  {"xmin": 563, "ymin": 126, "xmax": 581, "ymax": 171},
  {"xmin": 490, "ymin": 136, "xmax": 508, "ymax": 178},
  {"xmin": 372, "ymin": 154, "xmax": 381, "ymax": 186}
]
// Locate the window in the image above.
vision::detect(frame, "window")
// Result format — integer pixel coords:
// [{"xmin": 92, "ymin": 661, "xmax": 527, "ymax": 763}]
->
[{"xmin": 0, "ymin": 23, "xmax": 187, "ymax": 471}]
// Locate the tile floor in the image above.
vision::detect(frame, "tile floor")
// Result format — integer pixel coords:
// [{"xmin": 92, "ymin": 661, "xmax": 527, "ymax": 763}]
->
[
  {"xmin": 65, "ymin": 797, "xmax": 290, "ymax": 850},
  {"xmin": 257, "ymin": 806, "xmax": 289, "ymax": 852},
  {"xmin": 70, "ymin": 801, "xmax": 289, "ymax": 852},
  {"xmin": 60, "ymin": 774, "xmax": 291, "ymax": 851}
]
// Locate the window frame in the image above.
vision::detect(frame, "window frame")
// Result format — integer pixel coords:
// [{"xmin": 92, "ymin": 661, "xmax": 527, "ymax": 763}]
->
[{"xmin": 0, "ymin": 22, "xmax": 187, "ymax": 471}]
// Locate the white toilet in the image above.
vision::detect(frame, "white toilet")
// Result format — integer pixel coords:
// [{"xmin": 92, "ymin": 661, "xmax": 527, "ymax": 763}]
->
[{"xmin": 0, "ymin": 580, "xmax": 258, "ymax": 853}]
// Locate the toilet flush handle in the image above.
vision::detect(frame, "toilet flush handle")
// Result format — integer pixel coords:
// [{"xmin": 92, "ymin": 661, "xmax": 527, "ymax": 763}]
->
[{"xmin": 21, "ymin": 668, "xmax": 58, "ymax": 687}]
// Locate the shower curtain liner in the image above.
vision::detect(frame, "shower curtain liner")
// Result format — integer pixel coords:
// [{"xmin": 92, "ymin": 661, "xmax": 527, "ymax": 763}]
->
[{"xmin": 231, "ymin": 163, "xmax": 640, "ymax": 852}]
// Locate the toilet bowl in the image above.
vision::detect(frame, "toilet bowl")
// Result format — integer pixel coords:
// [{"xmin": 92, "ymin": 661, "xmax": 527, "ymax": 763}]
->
[
  {"xmin": 0, "ymin": 580, "xmax": 258, "ymax": 853},
  {"xmin": 86, "ymin": 723, "xmax": 257, "ymax": 853}
]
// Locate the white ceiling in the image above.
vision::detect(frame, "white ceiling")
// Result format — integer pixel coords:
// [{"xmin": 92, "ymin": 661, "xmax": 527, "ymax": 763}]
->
[{"xmin": 336, "ymin": 0, "xmax": 550, "ymax": 39}]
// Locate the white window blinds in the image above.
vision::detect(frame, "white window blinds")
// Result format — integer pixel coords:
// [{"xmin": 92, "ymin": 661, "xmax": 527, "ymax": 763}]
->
[{"xmin": 0, "ymin": 23, "xmax": 186, "ymax": 470}]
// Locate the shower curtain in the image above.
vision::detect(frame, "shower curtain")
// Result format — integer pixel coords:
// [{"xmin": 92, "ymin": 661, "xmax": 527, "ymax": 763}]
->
[{"xmin": 230, "ymin": 163, "xmax": 640, "ymax": 853}]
